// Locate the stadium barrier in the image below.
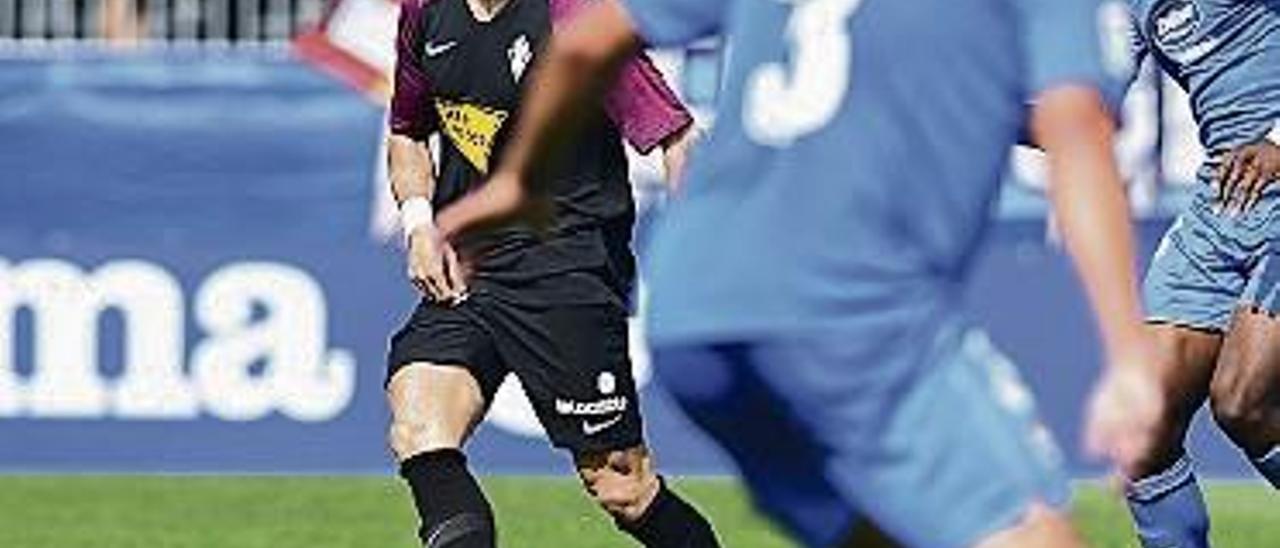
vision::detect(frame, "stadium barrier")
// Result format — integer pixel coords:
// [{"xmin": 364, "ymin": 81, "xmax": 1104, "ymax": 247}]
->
[
  {"xmin": 0, "ymin": 51, "xmax": 1254, "ymax": 478},
  {"xmin": 0, "ymin": 0, "xmax": 326, "ymax": 44}
]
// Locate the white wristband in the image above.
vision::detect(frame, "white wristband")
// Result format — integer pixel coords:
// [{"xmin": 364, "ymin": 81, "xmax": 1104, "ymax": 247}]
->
[
  {"xmin": 1267, "ymin": 120, "xmax": 1280, "ymax": 146},
  {"xmin": 400, "ymin": 197, "xmax": 435, "ymax": 243}
]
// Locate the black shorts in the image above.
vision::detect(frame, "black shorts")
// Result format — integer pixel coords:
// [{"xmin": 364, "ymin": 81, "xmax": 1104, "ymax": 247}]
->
[{"xmin": 387, "ymin": 292, "xmax": 643, "ymax": 454}]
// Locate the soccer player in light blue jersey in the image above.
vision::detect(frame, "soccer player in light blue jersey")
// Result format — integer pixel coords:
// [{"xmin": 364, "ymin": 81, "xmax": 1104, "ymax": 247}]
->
[
  {"xmin": 1112, "ymin": 1, "xmax": 1280, "ymax": 546},
  {"xmin": 435, "ymin": 0, "xmax": 1168, "ymax": 545}
]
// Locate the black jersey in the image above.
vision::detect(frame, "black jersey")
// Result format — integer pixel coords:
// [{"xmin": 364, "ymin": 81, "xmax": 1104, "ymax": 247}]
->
[{"xmin": 389, "ymin": 0, "xmax": 691, "ymax": 305}]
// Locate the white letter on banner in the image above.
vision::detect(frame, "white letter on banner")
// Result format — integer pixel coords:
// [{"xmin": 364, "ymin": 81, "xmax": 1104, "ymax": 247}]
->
[
  {"xmin": 191, "ymin": 263, "xmax": 354, "ymax": 422},
  {"xmin": 0, "ymin": 258, "xmax": 23, "ymax": 416},
  {"xmin": 99, "ymin": 261, "xmax": 198, "ymax": 419},
  {"xmin": 0, "ymin": 259, "xmax": 108, "ymax": 417}
]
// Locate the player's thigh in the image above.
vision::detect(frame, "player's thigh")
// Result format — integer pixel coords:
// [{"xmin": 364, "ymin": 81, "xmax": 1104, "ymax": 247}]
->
[
  {"xmin": 1139, "ymin": 323, "xmax": 1221, "ymax": 469},
  {"xmin": 653, "ymin": 343, "xmax": 860, "ymax": 548},
  {"xmin": 387, "ymin": 363, "xmax": 489, "ymax": 459},
  {"xmin": 1219, "ymin": 249, "xmax": 1280, "ymax": 404},
  {"xmin": 1211, "ymin": 307, "xmax": 1280, "ymax": 435},
  {"xmin": 385, "ymin": 301, "xmax": 505, "ymax": 460},
  {"xmin": 1147, "ymin": 322, "xmax": 1220, "ymax": 413}
]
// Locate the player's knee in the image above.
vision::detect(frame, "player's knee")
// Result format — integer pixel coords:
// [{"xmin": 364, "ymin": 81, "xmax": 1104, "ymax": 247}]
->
[
  {"xmin": 1209, "ymin": 376, "xmax": 1267, "ymax": 448},
  {"xmin": 581, "ymin": 472, "xmax": 650, "ymax": 521},
  {"xmin": 1128, "ymin": 415, "xmax": 1193, "ymax": 479},
  {"xmin": 389, "ymin": 418, "xmax": 460, "ymax": 462},
  {"xmin": 575, "ymin": 448, "xmax": 660, "ymax": 523},
  {"xmin": 385, "ymin": 363, "xmax": 485, "ymax": 461}
]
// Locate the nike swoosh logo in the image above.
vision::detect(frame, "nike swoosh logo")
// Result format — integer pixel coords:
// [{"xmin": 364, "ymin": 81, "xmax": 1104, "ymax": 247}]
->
[
  {"xmin": 582, "ymin": 415, "xmax": 623, "ymax": 436},
  {"xmin": 424, "ymin": 40, "xmax": 458, "ymax": 58}
]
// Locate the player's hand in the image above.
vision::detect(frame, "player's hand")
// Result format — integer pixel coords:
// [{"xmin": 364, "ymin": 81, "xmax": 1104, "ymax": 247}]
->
[
  {"xmin": 406, "ymin": 224, "xmax": 469, "ymax": 305},
  {"xmin": 1216, "ymin": 141, "xmax": 1280, "ymax": 214},
  {"xmin": 437, "ymin": 170, "xmax": 554, "ymax": 242},
  {"xmin": 1083, "ymin": 350, "xmax": 1165, "ymax": 480}
]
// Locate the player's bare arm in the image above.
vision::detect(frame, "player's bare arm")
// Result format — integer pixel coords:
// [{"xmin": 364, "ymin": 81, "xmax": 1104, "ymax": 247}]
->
[
  {"xmin": 1216, "ymin": 138, "xmax": 1280, "ymax": 214},
  {"xmin": 388, "ymin": 134, "xmax": 467, "ymax": 304},
  {"xmin": 659, "ymin": 123, "xmax": 699, "ymax": 191},
  {"xmin": 436, "ymin": 0, "xmax": 639, "ymax": 239},
  {"xmin": 1031, "ymin": 85, "xmax": 1164, "ymax": 478}
]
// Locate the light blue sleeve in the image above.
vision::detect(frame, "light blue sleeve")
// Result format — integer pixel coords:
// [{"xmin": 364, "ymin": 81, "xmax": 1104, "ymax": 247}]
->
[
  {"xmin": 1020, "ymin": 0, "xmax": 1132, "ymax": 111},
  {"xmin": 621, "ymin": 0, "xmax": 730, "ymax": 46}
]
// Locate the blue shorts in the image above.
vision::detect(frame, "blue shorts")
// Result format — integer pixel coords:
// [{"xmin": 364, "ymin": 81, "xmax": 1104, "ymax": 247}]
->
[
  {"xmin": 1144, "ymin": 184, "xmax": 1280, "ymax": 331},
  {"xmin": 652, "ymin": 321, "xmax": 1070, "ymax": 548}
]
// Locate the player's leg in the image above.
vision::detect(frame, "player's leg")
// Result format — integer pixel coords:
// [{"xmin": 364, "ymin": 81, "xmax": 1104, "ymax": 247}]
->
[
  {"xmin": 487, "ymin": 301, "xmax": 719, "ymax": 546},
  {"xmin": 1208, "ymin": 182, "xmax": 1280, "ymax": 489},
  {"xmin": 388, "ymin": 364, "xmax": 492, "ymax": 547},
  {"xmin": 574, "ymin": 445, "xmax": 719, "ymax": 546},
  {"xmin": 1211, "ymin": 305, "xmax": 1280, "ymax": 487},
  {"xmin": 1124, "ymin": 202, "xmax": 1242, "ymax": 548},
  {"xmin": 1122, "ymin": 324, "xmax": 1218, "ymax": 548},
  {"xmin": 386, "ymin": 303, "xmax": 507, "ymax": 547},
  {"xmin": 652, "ymin": 342, "xmax": 867, "ymax": 548}
]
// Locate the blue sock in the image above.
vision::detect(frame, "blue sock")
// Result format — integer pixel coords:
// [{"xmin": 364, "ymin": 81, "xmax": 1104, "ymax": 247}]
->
[
  {"xmin": 1254, "ymin": 446, "xmax": 1280, "ymax": 489},
  {"xmin": 1125, "ymin": 456, "xmax": 1210, "ymax": 548}
]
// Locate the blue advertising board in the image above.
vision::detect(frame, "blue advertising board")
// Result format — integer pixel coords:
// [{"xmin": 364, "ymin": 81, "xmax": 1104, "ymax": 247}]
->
[{"xmin": 0, "ymin": 52, "xmax": 1254, "ymax": 478}]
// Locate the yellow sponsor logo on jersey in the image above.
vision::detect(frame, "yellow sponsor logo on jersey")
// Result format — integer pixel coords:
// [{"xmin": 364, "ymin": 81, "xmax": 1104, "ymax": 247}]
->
[{"xmin": 435, "ymin": 98, "xmax": 509, "ymax": 174}]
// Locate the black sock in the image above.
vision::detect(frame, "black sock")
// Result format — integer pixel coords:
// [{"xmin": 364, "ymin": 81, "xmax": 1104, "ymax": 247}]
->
[
  {"xmin": 399, "ymin": 449, "xmax": 495, "ymax": 548},
  {"xmin": 618, "ymin": 478, "xmax": 720, "ymax": 547}
]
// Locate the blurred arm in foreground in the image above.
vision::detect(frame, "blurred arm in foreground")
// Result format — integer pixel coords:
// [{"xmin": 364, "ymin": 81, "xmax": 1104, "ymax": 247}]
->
[{"xmin": 1031, "ymin": 86, "xmax": 1163, "ymax": 478}]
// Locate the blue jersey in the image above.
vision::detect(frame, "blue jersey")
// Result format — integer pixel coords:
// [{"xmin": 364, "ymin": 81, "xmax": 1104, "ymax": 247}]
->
[
  {"xmin": 1127, "ymin": 0, "xmax": 1280, "ymax": 182},
  {"xmin": 624, "ymin": 0, "xmax": 1129, "ymax": 344}
]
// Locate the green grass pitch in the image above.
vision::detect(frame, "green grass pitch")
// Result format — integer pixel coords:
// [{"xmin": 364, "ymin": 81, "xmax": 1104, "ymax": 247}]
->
[{"xmin": 0, "ymin": 476, "xmax": 1272, "ymax": 547}]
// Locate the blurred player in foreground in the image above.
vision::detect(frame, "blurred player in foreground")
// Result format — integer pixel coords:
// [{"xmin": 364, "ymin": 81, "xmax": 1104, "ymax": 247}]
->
[
  {"xmin": 434, "ymin": 0, "xmax": 1169, "ymax": 545},
  {"xmin": 383, "ymin": 0, "xmax": 717, "ymax": 546},
  {"xmin": 1111, "ymin": 1, "xmax": 1280, "ymax": 546}
]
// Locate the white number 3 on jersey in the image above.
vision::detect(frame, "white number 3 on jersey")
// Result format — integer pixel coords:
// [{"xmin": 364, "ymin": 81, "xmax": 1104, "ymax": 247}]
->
[{"xmin": 744, "ymin": 0, "xmax": 866, "ymax": 147}]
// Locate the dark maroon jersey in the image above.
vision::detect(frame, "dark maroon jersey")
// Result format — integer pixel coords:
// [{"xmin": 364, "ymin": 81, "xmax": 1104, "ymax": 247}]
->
[{"xmin": 389, "ymin": 0, "xmax": 692, "ymax": 305}]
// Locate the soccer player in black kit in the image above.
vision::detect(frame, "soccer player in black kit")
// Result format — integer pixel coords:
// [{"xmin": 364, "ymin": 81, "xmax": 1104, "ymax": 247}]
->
[{"xmin": 383, "ymin": 0, "xmax": 717, "ymax": 546}]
